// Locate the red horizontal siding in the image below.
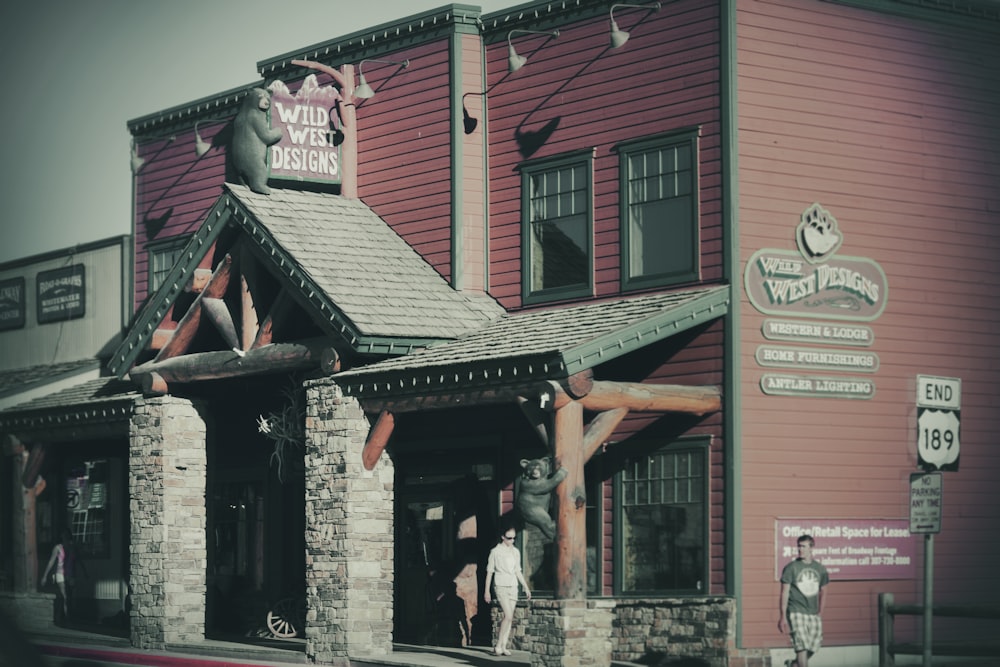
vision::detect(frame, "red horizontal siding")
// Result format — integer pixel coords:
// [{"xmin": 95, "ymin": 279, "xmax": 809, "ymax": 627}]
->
[
  {"xmin": 738, "ymin": 0, "xmax": 1000, "ymax": 651},
  {"xmin": 485, "ymin": 0, "xmax": 722, "ymax": 310},
  {"xmin": 359, "ymin": 39, "xmax": 454, "ymax": 282}
]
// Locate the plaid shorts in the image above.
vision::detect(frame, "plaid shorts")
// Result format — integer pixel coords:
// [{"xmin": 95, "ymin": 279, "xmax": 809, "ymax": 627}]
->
[{"xmin": 788, "ymin": 612, "xmax": 823, "ymax": 655}]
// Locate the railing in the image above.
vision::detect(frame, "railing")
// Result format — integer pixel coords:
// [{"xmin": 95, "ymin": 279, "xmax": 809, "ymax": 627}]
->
[{"xmin": 878, "ymin": 592, "xmax": 1000, "ymax": 666}]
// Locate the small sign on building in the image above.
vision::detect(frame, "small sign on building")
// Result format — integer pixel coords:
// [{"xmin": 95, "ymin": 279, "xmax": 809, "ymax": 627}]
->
[
  {"xmin": 0, "ymin": 276, "xmax": 26, "ymax": 330},
  {"xmin": 37, "ymin": 264, "xmax": 86, "ymax": 323},
  {"xmin": 909, "ymin": 472, "xmax": 942, "ymax": 534}
]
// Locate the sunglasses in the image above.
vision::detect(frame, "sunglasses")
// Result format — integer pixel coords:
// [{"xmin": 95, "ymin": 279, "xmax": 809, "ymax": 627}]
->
[{"xmin": 503, "ymin": 534, "xmax": 515, "ymax": 540}]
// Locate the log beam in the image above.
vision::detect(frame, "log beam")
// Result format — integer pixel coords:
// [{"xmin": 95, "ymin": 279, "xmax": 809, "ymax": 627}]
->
[
  {"xmin": 202, "ymin": 298, "xmax": 240, "ymax": 350},
  {"xmin": 551, "ymin": 380, "xmax": 721, "ymax": 416},
  {"xmin": 155, "ymin": 254, "xmax": 234, "ymax": 362},
  {"xmin": 582, "ymin": 407, "xmax": 629, "ymax": 462},
  {"xmin": 132, "ymin": 338, "xmax": 336, "ymax": 386},
  {"xmin": 362, "ymin": 410, "xmax": 395, "ymax": 470},
  {"xmin": 252, "ymin": 289, "xmax": 293, "ymax": 350},
  {"xmin": 553, "ymin": 400, "xmax": 586, "ymax": 600},
  {"xmin": 240, "ymin": 244, "xmax": 259, "ymax": 351},
  {"xmin": 516, "ymin": 396, "xmax": 550, "ymax": 447}
]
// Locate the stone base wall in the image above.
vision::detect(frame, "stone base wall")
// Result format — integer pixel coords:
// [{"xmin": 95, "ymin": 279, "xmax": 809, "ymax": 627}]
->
[
  {"xmin": 611, "ymin": 597, "xmax": 737, "ymax": 667},
  {"xmin": 494, "ymin": 596, "xmax": 739, "ymax": 667},
  {"xmin": 129, "ymin": 396, "xmax": 207, "ymax": 649},
  {"xmin": 0, "ymin": 592, "xmax": 57, "ymax": 631},
  {"xmin": 304, "ymin": 379, "xmax": 394, "ymax": 666}
]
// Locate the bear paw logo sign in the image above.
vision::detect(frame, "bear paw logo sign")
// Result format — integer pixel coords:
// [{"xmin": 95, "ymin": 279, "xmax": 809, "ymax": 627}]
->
[{"xmin": 797, "ymin": 203, "xmax": 843, "ymax": 262}]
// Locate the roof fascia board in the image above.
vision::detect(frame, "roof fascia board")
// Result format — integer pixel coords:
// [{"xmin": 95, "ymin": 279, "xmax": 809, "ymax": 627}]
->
[
  {"xmin": 480, "ymin": 0, "xmax": 606, "ymax": 43},
  {"xmin": 258, "ymin": 5, "xmax": 484, "ymax": 79},
  {"xmin": 128, "ymin": 82, "xmax": 259, "ymax": 137},
  {"xmin": 0, "ymin": 235, "xmax": 131, "ymax": 272},
  {"xmin": 821, "ymin": 0, "xmax": 1000, "ymax": 30},
  {"xmin": 561, "ymin": 286, "xmax": 731, "ymax": 376},
  {"xmin": 338, "ymin": 352, "xmax": 565, "ymax": 398},
  {"xmin": 0, "ymin": 402, "xmax": 133, "ymax": 434},
  {"xmin": 109, "ymin": 200, "xmax": 234, "ymax": 377}
]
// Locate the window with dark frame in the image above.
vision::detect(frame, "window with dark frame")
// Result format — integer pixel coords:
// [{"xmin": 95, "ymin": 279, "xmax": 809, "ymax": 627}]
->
[
  {"xmin": 64, "ymin": 457, "xmax": 111, "ymax": 558},
  {"xmin": 520, "ymin": 151, "xmax": 594, "ymax": 304},
  {"xmin": 615, "ymin": 441, "xmax": 708, "ymax": 594},
  {"xmin": 618, "ymin": 130, "xmax": 700, "ymax": 291},
  {"xmin": 148, "ymin": 236, "xmax": 190, "ymax": 295}
]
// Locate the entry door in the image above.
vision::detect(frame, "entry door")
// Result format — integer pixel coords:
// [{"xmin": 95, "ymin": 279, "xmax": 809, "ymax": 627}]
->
[{"xmin": 395, "ymin": 477, "xmax": 494, "ymax": 647}]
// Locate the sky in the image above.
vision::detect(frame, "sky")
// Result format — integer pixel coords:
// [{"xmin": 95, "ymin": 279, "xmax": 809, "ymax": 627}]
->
[{"xmin": 0, "ymin": 0, "xmax": 507, "ymax": 264}]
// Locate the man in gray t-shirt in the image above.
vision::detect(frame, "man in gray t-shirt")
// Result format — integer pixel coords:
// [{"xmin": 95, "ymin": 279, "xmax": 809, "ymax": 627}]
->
[{"xmin": 778, "ymin": 534, "xmax": 830, "ymax": 667}]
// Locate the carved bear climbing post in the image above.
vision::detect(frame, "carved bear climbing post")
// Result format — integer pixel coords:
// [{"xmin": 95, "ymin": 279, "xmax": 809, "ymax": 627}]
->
[{"xmin": 552, "ymin": 399, "xmax": 586, "ymax": 599}]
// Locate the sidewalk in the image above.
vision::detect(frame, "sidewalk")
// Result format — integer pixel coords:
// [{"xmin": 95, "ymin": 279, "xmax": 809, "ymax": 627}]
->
[{"xmin": 28, "ymin": 623, "xmax": 532, "ymax": 667}]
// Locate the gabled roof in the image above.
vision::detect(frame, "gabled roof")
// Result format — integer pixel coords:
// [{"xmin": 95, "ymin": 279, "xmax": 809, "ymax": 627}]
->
[
  {"xmin": 110, "ymin": 184, "xmax": 503, "ymax": 377},
  {"xmin": 336, "ymin": 284, "xmax": 730, "ymax": 399}
]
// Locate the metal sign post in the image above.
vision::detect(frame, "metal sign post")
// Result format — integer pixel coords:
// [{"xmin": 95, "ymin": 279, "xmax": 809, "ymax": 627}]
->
[{"xmin": 910, "ymin": 471, "xmax": 942, "ymax": 667}]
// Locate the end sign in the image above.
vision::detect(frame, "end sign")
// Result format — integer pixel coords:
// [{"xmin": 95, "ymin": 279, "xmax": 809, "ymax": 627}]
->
[{"xmin": 916, "ymin": 375, "xmax": 960, "ymax": 471}]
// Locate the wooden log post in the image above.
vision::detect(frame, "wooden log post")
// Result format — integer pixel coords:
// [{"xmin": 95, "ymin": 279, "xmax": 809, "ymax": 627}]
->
[
  {"xmin": 553, "ymin": 399, "xmax": 586, "ymax": 600},
  {"xmin": 362, "ymin": 410, "xmax": 395, "ymax": 471}
]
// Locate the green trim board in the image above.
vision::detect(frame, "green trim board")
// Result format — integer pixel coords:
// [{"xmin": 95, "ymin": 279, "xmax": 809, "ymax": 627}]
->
[{"xmin": 720, "ymin": 0, "xmax": 742, "ymax": 643}]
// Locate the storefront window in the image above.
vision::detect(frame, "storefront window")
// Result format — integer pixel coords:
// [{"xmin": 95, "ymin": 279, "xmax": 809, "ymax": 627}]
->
[
  {"xmin": 616, "ymin": 443, "xmax": 707, "ymax": 594},
  {"xmin": 64, "ymin": 458, "xmax": 110, "ymax": 558}
]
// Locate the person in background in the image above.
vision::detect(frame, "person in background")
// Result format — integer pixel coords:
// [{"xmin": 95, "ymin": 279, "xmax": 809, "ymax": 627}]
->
[
  {"xmin": 484, "ymin": 526, "xmax": 531, "ymax": 656},
  {"xmin": 778, "ymin": 533, "xmax": 830, "ymax": 667},
  {"xmin": 41, "ymin": 528, "xmax": 86, "ymax": 623}
]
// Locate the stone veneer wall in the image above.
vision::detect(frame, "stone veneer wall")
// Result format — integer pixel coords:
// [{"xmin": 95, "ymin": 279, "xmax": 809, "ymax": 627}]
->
[
  {"xmin": 612, "ymin": 597, "xmax": 736, "ymax": 666},
  {"xmin": 129, "ymin": 395, "xmax": 207, "ymax": 649},
  {"xmin": 304, "ymin": 379, "xmax": 394, "ymax": 666},
  {"xmin": 496, "ymin": 597, "xmax": 737, "ymax": 667}
]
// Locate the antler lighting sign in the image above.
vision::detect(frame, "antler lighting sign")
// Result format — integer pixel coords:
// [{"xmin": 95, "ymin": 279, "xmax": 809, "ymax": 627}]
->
[
  {"xmin": 745, "ymin": 204, "xmax": 889, "ymax": 399},
  {"xmin": 268, "ymin": 75, "xmax": 342, "ymax": 185}
]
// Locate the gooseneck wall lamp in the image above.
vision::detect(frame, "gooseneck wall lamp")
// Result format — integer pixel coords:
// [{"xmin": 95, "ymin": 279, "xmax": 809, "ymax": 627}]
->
[
  {"xmin": 609, "ymin": 2, "xmax": 661, "ymax": 48},
  {"xmin": 506, "ymin": 29, "xmax": 560, "ymax": 73},
  {"xmin": 194, "ymin": 120, "xmax": 214, "ymax": 158},
  {"xmin": 130, "ymin": 139, "xmax": 144, "ymax": 174},
  {"xmin": 354, "ymin": 58, "xmax": 410, "ymax": 99}
]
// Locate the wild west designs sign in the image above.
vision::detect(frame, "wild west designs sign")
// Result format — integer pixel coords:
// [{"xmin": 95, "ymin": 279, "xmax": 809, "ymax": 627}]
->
[
  {"xmin": 746, "ymin": 205, "xmax": 888, "ymax": 400},
  {"xmin": 37, "ymin": 264, "xmax": 85, "ymax": 323},
  {"xmin": 268, "ymin": 75, "xmax": 342, "ymax": 185},
  {"xmin": 0, "ymin": 277, "xmax": 25, "ymax": 331},
  {"xmin": 744, "ymin": 204, "xmax": 888, "ymax": 321}
]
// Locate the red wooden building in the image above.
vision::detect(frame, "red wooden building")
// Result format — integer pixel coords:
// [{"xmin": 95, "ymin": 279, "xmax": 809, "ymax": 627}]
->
[{"xmin": 1, "ymin": 1, "xmax": 997, "ymax": 665}]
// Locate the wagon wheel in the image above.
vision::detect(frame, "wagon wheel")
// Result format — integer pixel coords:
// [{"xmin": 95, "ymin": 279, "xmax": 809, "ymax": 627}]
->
[{"xmin": 266, "ymin": 596, "xmax": 305, "ymax": 638}]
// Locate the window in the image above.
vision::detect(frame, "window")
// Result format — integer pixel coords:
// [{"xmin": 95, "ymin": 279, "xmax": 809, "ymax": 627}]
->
[
  {"xmin": 147, "ymin": 236, "xmax": 190, "ymax": 295},
  {"xmin": 618, "ymin": 131, "xmax": 700, "ymax": 291},
  {"xmin": 64, "ymin": 458, "xmax": 111, "ymax": 558},
  {"xmin": 520, "ymin": 151, "xmax": 594, "ymax": 303},
  {"xmin": 615, "ymin": 442, "xmax": 707, "ymax": 594}
]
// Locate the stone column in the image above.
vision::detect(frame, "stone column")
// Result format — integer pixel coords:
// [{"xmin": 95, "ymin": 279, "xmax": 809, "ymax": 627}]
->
[
  {"xmin": 304, "ymin": 379, "xmax": 393, "ymax": 666},
  {"xmin": 128, "ymin": 396, "xmax": 207, "ymax": 649},
  {"xmin": 527, "ymin": 599, "xmax": 613, "ymax": 667}
]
